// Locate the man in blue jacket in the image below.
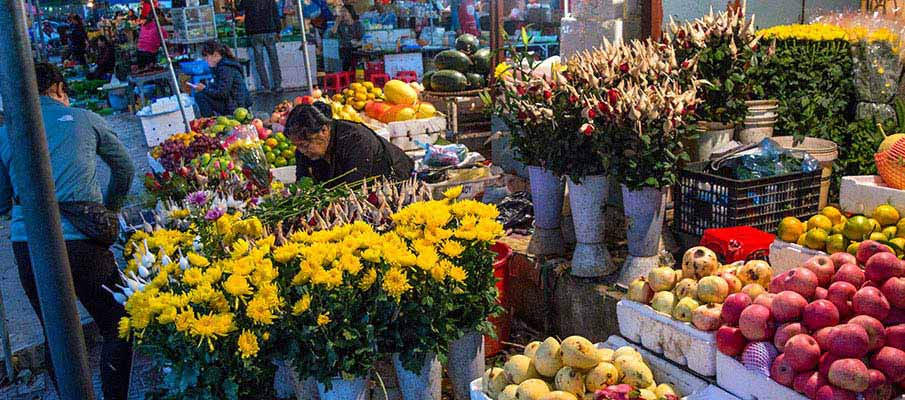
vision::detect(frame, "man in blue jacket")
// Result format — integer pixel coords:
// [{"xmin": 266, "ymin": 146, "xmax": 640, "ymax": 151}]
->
[
  {"xmin": 239, "ymin": 0, "xmax": 283, "ymax": 94},
  {"xmin": 0, "ymin": 63, "xmax": 135, "ymax": 399}
]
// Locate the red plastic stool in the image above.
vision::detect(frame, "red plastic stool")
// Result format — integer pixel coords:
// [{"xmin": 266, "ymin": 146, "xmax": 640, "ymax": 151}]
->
[
  {"xmin": 323, "ymin": 72, "xmax": 345, "ymax": 93},
  {"xmin": 339, "ymin": 71, "xmax": 353, "ymax": 87},
  {"xmin": 395, "ymin": 70, "xmax": 418, "ymax": 83},
  {"xmin": 365, "ymin": 61, "xmax": 385, "ymax": 79},
  {"xmin": 369, "ymin": 73, "xmax": 390, "ymax": 88}
]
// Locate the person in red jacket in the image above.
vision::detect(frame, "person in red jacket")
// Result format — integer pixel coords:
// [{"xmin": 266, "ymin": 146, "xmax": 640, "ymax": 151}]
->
[{"xmin": 458, "ymin": 0, "xmax": 480, "ymax": 36}]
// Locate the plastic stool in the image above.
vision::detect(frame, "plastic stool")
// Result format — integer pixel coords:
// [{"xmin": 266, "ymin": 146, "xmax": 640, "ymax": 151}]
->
[
  {"xmin": 365, "ymin": 61, "xmax": 385, "ymax": 80},
  {"xmin": 369, "ymin": 73, "xmax": 390, "ymax": 88},
  {"xmin": 395, "ymin": 70, "xmax": 418, "ymax": 83},
  {"xmin": 323, "ymin": 72, "xmax": 349, "ymax": 93}
]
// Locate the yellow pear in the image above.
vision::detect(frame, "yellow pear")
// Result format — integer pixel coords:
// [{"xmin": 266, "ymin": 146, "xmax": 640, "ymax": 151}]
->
[
  {"xmin": 504, "ymin": 355, "xmax": 539, "ymax": 384},
  {"xmin": 561, "ymin": 336, "xmax": 601, "ymax": 369},
  {"xmin": 554, "ymin": 367, "xmax": 585, "ymax": 395},
  {"xmin": 524, "ymin": 341, "xmax": 542, "ymax": 359},
  {"xmin": 596, "ymin": 348, "xmax": 615, "ymax": 363},
  {"xmin": 539, "ymin": 391, "xmax": 578, "ymax": 400},
  {"xmin": 498, "ymin": 384, "xmax": 519, "ymax": 400},
  {"xmin": 482, "ymin": 367, "xmax": 508, "ymax": 397},
  {"xmin": 517, "ymin": 379, "xmax": 552, "ymax": 400},
  {"xmin": 655, "ymin": 383, "xmax": 677, "ymax": 398},
  {"xmin": 620, "ymin": 360, "xmax": 655, "ymax": 389},
  {"xmin": 586, "ymin": 362, "xmax": 620, "ymax": 391},
  {"xmin": 534, "ymin": 337, "xmax": 564, "ymax": 377}
]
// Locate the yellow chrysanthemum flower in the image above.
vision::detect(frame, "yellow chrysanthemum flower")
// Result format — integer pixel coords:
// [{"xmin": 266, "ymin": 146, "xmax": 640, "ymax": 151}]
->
[
  {"xmin": 182, "ymin": 268, "xmax": 205, "ymax": 286},
  {"xmin": 441, "ymin": 240, "xmax": 465, "ymax": 258},
  {"xmin": 494, "ymin": 62, "xmax": 512, "ymax": 79},
  {"xmin": 187, "ymin": 252, "xmax": 210, "ymax": 267},
  {"xmin": 117, "ymin": 317, "xmax": 130, "ymax": 339},
  {"xmin": 382, "ymin": 266, "xmax": 413, "ymax": 301},
  {"xmin": 223, "ymin": 274, "xmax": 252, "ymax": 297},
  {"xmin": 246, "ymin": 295, "xmax": 277, "ymax": 325},
  {"xmin": 237, "ymin": 330, "xmax": 260, "ymax": 359},
  {"xmin": 359, "ymin": 268, "xmax": 377, "ymax": 290},
  {"xmin": 174, "ymin": 308, "xmax": 196, "ymax": 332},
  {"xmin": 204, "ymin": 266, "xmax": 223, "ymax": 284},
  {"xmin": 416, "ymin": 249, "xmax": 439, "ymax": 271},
  {"xmin": 443, "ymin": 185, "xmax": 463, "ymax": 200},
  {"xmin": 156, "ymin": 306, "xmax": 177, "ymax": 324},
  {"xmin": 448, "ymin": 265, "xmax": 468, "ymax": 283},
  {"xmin": 230, "ymin": 239, "xmax": 250, "ymax": 258},
  {"xmin": 317, "ymin": 313, "xmax": 331, "ymax": 326},
  {"xmin": 190, "ymin": 313, "xmax": 235, "ymax": 351},
  {"xmin": 291, "ymin": 294, "xmax": 312, "ymax": 316}
]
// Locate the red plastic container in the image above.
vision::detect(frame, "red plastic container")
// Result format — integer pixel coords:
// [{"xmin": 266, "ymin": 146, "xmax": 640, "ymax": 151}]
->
[
  {"xmin": 700, "ymin": 226, "xmax": 776, "ymax": 263},
  {"xmin": 485, "ymin": 242, "xmax": 512, "ymax": 356}
]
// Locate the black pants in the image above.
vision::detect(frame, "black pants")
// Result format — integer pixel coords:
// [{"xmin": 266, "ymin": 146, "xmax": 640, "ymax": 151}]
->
[
  {"xmin": 13, "ymin": 240, "xmax": 133, "ymax": 400},
  {"xmin": 340, "ymin": 47, "xmax": 358, "ymax": 73},
  {"xmin": 136, "ymin": 50, "xmax": 157, "ymax": 69},
  {"xmin": 194, "ymin": 91, "xmax": 229, "ymax": 117}
]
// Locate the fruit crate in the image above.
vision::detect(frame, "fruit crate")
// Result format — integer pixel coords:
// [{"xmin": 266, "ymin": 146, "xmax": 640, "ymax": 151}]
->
[
  {"xmin": 616, "ymin": 299, "xmax": 718, "ymax": 376},
  {"xmin": 674, "ymin": 161, "xmax": 821, "ymax": 238},
  {"xmin": 469, "ymin": 336, "xmax": 737, "ymax": 400}
]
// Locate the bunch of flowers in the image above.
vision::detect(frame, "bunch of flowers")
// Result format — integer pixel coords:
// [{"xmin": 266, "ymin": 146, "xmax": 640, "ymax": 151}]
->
[
  {"xmin": 668, "ymin": 6, "xmax": 760, "ymax": 125},
  {"xmin": 116, "ymin": 216, "xmax": 281, "ymax": 400},
  {"xmin": 566, "ymin": 38, "xmax": 702, "ymax": 189},
  {"xmin": 758, "ymin": 23, "xmax": 848, "ymax": 42}
]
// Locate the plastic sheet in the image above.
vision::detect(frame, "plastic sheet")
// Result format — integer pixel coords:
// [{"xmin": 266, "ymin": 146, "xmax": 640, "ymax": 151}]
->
[
  {"xmin": 495, "ymin": 191, "xmax": 534, "ymax": 230},
  {"xmin": 720, "ymin": 138, "xmax": 819, "ymax": 180},
  {"xmin": 852, "ymin": 40, "xmax": 902, "ymax": 104}
]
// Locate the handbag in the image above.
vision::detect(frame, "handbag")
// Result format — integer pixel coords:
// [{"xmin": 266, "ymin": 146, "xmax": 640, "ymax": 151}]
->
[{"xmin": 58, "ymin": 201, "xmax": 120, "ymax": 247}]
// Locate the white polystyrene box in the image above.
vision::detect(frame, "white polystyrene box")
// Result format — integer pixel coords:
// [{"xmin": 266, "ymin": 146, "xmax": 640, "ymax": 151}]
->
[
  {"xmin": 716, "ymin": 351, "xmax": 807, "ymax": 400},
  {"xmin": 616, "ymin": 299, "xmax": 717, "ymax": 376},
  {"xmin": 840, "ymin": 175, "xmax": 905, "ymax": 217},
  {"xmin": 768, "ymin": 239, "xmax": 825, "ymax": 276}
]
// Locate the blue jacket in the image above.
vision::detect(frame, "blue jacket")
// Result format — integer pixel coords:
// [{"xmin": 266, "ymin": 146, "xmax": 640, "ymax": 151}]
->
[
  {"xmin": 0, "ymin": 96, "xmax": 135, "ymax": 242},
  {"xmin": 205, "ymin": 58, "xmax": 251, "ymax": 113}
]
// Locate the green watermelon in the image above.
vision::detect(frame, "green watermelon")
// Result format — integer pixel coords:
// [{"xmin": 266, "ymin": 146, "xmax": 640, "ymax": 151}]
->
[
  {"xmin": 455, "ymin": 33, "xmax": 480, "ymax": 55},
  {"xmin": 431, "ymin": 70, "xmax": 469, "ymax": 92},
  {"xmin": 434, "ymin": 50, "xmax": 473, "ymax": 74},
  {"xmin": 421, "ymin": 71, "xmax": 436, "ymax": 91},
  {"xmin": 466, "ymin": 73, "xmax": 486, "ymax": 89},
  {"xmin": 472, "ymin": 48, "xmax": 492, "ymax": 75}
]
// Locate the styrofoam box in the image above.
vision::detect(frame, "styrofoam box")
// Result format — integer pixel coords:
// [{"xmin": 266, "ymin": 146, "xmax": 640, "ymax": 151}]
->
[
  {"xmin": 469, "ymin": 336, "xmax": 738, "ymax": 400},
  {"xmin": 716, "ymin": 351, "xmax": 806, "ymax": 400},
  {"xmin": 386, "ymin": 116, "xmax": 446, "ymax": 139},
  {"xmin": 840, "ymin": 175, "xmax": 905, "ymax": 217},
  {"xmin": 616, "ymin": 299, "xmax": 717, "ymax": 376},
  {"xmin": 139, "ymin": 107, "xmax": 196, "ymax": 147},
  {"xmin": 271, "ymin": 166, "xmax": 296, "ymax": 184},
  {"xmin": 768, "ymin": 239, "xmax": 825, "ymax": 275}
]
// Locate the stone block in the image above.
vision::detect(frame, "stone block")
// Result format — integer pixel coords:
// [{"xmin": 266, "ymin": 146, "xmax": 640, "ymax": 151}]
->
[{"xmin": 552, "ymin": 273, "xmax": 621, "ymax": 343}]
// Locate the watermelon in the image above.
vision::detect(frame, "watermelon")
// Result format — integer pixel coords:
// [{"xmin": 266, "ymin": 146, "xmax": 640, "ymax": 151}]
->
[
  {"xmin": 455, "ymin": 33, "xmax": 480, "ymax": 55},
  {"xmin": 434, "ymin": 50, "xmax": 473, "ymax": 74},
  {"xmin": 472, "ymin": 48, "xmax": 492, "ymax": 75},
  {"xmin": 466, "ymin": 73, "xmax": 486, "ymax": 89},
  {"xmin": 422, "ymin": 71, "xmax": 436, "ymax": 91},
  {"xmin": 431, "ymin": 70, "xmax": 469, "ymax": 92}
]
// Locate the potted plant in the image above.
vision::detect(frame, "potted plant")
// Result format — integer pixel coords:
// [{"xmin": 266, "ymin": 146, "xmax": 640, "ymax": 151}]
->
[
  {"xmin": 569, "ymin": 38, "xmax": 702, "ymax": 284},
  {"xmin": 493, "ymin": 35, "xmax": 568, "ymax": 257},
  {"xmin": 669, "ymin": 6, "xmax": 759, "ymax": 160}
]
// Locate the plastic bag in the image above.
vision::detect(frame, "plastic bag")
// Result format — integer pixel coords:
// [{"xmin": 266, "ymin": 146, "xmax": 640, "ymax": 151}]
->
[
  {"xmin": 421, "ymin": 142, "xmax": 469, "ymax": 167},
  {"xmin": 852, "ymin": 40, "xmax": 902, "ymax": 104},
  {"xmin": 495, "ymin": 191, "xmax": 534, "ymax": 230},
  {"xmin": 722, "ymin": 138, "xmax": 819, "ymax": 180},
  {"xmin": 856, "ymin": 102, "xmax": 896, "ymax": 121}
]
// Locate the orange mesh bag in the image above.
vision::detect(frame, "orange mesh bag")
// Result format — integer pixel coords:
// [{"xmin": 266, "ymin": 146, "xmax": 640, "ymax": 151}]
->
[{"xmin": 877, "ymin": 139, "xmax": 905, "ymax": 189}]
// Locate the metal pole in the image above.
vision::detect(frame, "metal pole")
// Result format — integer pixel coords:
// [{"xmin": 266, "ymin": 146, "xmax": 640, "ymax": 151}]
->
[
  {"xmin": 35, "ymin": 0, "xmax": 45, "ymax": 62},
  {"xmin": 0, "ymin": 1, "xmax": 94, "ymax": 399},
  {"xmin": 296, "ymin": 0, "xmax": 314, "ymax": 94},
  {"xmin": 150, "ymin": 1, "xmax": 192, "ymax": 133}
]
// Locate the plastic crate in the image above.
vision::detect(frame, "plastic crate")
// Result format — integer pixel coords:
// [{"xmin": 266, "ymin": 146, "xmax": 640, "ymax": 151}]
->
[
  {"xmin": 179, "ymin": 60, "xmax": 211, "ymax": 75},
  {"xmin": 675, "ymin": 161, "xmax": 821, "ymax": 237}
]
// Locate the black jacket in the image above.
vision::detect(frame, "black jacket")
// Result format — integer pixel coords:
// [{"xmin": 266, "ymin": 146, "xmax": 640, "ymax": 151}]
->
[
  {"xmin": 295, "ymin": 120, "xmax": 414, "ymax": 185},
  {"xmin": 239, "ymin": 0, "xmax": 281, "ymax": 35},
  {"xmin": 205, "ymin": 58, "xmax": 251, "ymax": 112}
]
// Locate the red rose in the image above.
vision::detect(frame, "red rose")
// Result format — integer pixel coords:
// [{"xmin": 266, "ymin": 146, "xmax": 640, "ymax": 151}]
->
[{"xmin": 607, "ymin": 89, "xmax": 620, "ymax": 104}]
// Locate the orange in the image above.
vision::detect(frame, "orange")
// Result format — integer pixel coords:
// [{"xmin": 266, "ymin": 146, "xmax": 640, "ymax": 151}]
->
[{"xmin": 778, "ymin": 217, "xmax": 806, "ymax": 243}]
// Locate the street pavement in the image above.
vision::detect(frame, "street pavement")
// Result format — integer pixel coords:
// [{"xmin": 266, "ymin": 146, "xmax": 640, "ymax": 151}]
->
[{"xmin": 0, "ymin": 90, "xmax": 311, "ymax": 399}]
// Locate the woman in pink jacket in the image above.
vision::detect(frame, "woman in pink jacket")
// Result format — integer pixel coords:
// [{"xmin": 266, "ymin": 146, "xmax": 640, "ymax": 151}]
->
[{"xmin": 136, "ymin": 0, "xmax": 166, "ymax": 70}]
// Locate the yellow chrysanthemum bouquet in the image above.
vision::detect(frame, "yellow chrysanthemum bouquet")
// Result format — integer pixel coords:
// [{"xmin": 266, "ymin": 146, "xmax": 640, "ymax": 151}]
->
[{"xmin": 116, "ymin": 216, "xmax": 281, "ymax": 400}]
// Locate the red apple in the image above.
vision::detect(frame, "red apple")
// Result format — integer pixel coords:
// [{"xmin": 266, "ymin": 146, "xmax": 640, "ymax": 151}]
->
[
  {"xmin": 833, "ymin": 264, "xmax": 866, "ymax": 288},
  {"xmin": 721, "ymin": 292, "xmax": 752, "ymax": 326},
  {"xmin": 830, "ymin": 252, "xmax": 858, "ymax": 270},
  {"xmin": 775, "ymin": 322, "xmax": 808, "ymax": 352},
  {"xmin": 886, "ymin": 324, "xmax": 905, "ymax": 351},
  {"xmin": 773, "ymin": 291, "xmax": 809, "ymax": 322},
  {"xmin": 794, "ymin": 371, "xmax": 815, "ymax": 394},
  {"xmin": 828, "ymin": 358, "xmax": 870, "ymax": 392},
  {"xmin": 871, "ymin": 346, "xmax": 905, "ymax": 383},
  {"xmin": 863, "ymin": 369, "xmax": 894, "ymax": 400},
  {"xmin": 782, "ymin": 268, "xmax": 820, "ymax": 299},
  {"xmin": 820, "ymin": 352, "xmax": 843, "ymax": 378},
  {"xmin": 803, "ymin": 300, "xmax": 840, "ymax": 331},
  {"xmin": 804, "ymin": 255, "xmax": 836, "ymax": 287},
  {"xmin": 801, "ymin": 371, "xmax": 828, "ymax": 399},
  {"xmin": 826, "ymin": 281, "xmax": 858, "ymax": 319},
  {"xmin": 721, "ymin": 271, "xmax": 744, "ymax": 294},
  {"xmin": 771, "ymin": 353, "xmax": 796, "ymax": 387},
  {"xmin": 716, "ymin": 326, "xmax": 747, "ymax": 356},
  {"xmin": 849, "ymin": 315, "xmax": 886, "ymax": 351},
  {"xmin": 865, "ymin": 252, "xmax": 905, "ymax": 284},
  {"xmin": 881, "ymin": 277, "xmax": 905, "ymax": 309},
  {"xmin": 853, "ymin": 286, "xmax": 891, "ymax": 321},
  {"xmin": 828, "ymin": 323, "xmax": 870, "ymax": 358},
  {"xmin": 815, "ymin": 287, "xmax": 828, "ymax": 299},
  {"xmin": 754, "ymin": 293, "xmax": 776, "ymax": 310},
  {"xmin": 815, "ymin": 385, "xmax": 857, "ymax": 400},
  {"xmin": 814, "ymin": 327, "xmax": 835, "ymax": 353},
  {"xmin": 770, "ymin": 271, "xmax": 788, "ymax": 294},
  {"xmin": 739, "ymin": 304, "xmax": 775, "ymax": 341},
  {"xmin": 784, "ymin": 334, "xmax": 822, "ymax": 372},
  {"xmin": 884, "ymin": 307, "xmax": 905, "ymax": 325},
  {"xmin": 858, "ymin": 240, "xmax": 895, "ymax": 266}
]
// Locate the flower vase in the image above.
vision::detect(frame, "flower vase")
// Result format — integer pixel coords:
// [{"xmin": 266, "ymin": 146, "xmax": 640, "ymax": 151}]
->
[
  {"xmin": 618, "ymin": 185, "xmax": 668, "ymax": 287},
  {"xmin": 316, "ymin": 375, "xmax": 370, "ymax": 400},
  {"xmin": 691, "ymin": 121, "xmax": 735, "ymax": 162},
  {"xmin": 448, "ymin": 331, "xmax": 484, "ymax": 400},
  {"xmin": 527, "ymin": 166, "xmax": 565, "ymax": 256},
  {"xmin": 393, "ymin": 353, "xmax": 442, "ymax": 400},
  {"xmin": 567, "ymin": 175, "xmax": 615, "ymax": 277}
]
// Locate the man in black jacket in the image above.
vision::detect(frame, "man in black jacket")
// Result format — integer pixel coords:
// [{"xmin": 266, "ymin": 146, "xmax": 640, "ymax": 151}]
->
[{"xmin": 238, "ymin": 0, "xmax": 283, "ymax": 94}]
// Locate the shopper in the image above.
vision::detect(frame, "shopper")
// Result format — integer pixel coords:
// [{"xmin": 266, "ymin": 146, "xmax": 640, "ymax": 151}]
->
[
  {"xmin": 239, "ymin": 0, "xmax": 283, "ymax": 94},
  {"xmin": 332, "ymin": 6, "xmax": 363, "ymax": 73},
  {"xmin": 193, "ymin": 40, "xmax": 251, "ymax": 117},
  {"xmin": 458, "ymin": 0, "xmax": 480, "ymax": 36},
  {"xmin": 285, "ymin": 103, "xmax": 413, "ymax": 185},
  {"xmin": 67, "ymin": 14, "xmax": 89, "ymax": 65},
  {"xmin": 136, "ymin": 1, "xmax": 166, "ymax": 70},
  {"xmin": 88, "ymin": 35, "xmax": 116, "ymax": 80},
  {"xmin": 0, "ymin": 63, "xmax": 134, "ymax": 400}
]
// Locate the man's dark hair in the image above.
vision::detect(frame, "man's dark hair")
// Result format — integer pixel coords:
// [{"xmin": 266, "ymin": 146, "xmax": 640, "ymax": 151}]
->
[
  {"xmin": 34, "ymin": 62, "xmax": 65, "ymax": 95},
  {"xmin": 284, "ymin": 103, "xmax": 333, "ymax": 140}
]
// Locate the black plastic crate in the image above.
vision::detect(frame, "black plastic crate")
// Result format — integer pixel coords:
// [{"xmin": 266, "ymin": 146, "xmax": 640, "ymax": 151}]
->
[{"xmin": 674, "ymin": 161, "xmax": 822, "ymax": 237}]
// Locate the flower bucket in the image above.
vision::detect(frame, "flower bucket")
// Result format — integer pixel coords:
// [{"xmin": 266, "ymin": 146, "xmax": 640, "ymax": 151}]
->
[
  {"xmin": 485, "ymin": 242, "xmax": 512, "ymax": 357},
  {"xmin": 393, "ymin": 353, "xmax": 442, "ymax": 400},
  {"xmin": 527, "ymin": 166, "xmax": 565, "ymax": 256},
  {"xmin": 618, "ymin": 185, "xmax": 667, "ymax": 286},
  {"xmin": 316, "ymin": 375, "xmax": 370, "ymax": 400},
  {"xmin": 568, "ymin": 175, "xmax": 615, "ymax": 277},
  {"xmin": 690, "ymin": 122, "xmax": 735, "ymax": 162},
  {"xmin": 448, "ymin": 331, "xmax": 484, "ymax": 400}
]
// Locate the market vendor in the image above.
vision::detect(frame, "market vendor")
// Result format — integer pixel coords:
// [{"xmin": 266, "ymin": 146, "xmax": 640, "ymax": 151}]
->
[
  {"xmin": 193, "ymin": 40, "xmax": 251, "ymax": 117},
  {"xmin": 285, "ymin": 103, "xmax": 413, "ymax": 185}
]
